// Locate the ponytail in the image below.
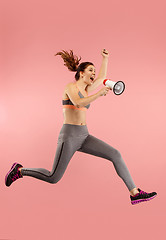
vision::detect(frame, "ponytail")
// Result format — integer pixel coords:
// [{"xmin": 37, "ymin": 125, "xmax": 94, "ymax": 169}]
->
[
  {"xmin": 55, "ymin": 49, "xmax": 94, "ymax": 81},
  {"xmin": 54, "ymin": 49, "xmax": 81, "ymax": 72}
]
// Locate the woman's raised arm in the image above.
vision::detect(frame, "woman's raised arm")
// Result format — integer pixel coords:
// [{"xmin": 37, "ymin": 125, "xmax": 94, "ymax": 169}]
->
[{"xmin": 86, "ymin": 49, "xmax": 109, "ymax": 93}]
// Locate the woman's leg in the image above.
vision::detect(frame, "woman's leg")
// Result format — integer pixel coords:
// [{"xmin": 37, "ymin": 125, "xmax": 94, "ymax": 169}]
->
[
  {"xmin": 21, "ymin": 137, "xmax": 81, "ymax": 184},
  {"xmin": 5, "ymin": 124, "xmax": 90, "ymax": 187},
  {"xmin": 77, "ymin": 134, "xmax": 137, "ymax": 192}
]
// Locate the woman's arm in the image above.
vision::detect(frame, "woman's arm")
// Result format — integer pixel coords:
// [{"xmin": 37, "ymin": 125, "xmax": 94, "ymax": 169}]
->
[
  {"xmin": 86, "ymin": 58, "xmax": 108, "ymax": 93},
  {"xmin": 66, "ymin": 83, "xmax": 110, "ymax": 108},
  {"xmin": 86, "ymin": 49, "xmax": 109, "ymax": 93},
  {"xmin": 78, "ymin": 85, "xmax": 110, "ymax": 107}
]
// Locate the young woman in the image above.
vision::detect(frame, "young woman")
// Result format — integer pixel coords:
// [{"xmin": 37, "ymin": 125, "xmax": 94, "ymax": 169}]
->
[{"xmin": 5, "ymin": 49, "xmax": 157, "ymax": 205}]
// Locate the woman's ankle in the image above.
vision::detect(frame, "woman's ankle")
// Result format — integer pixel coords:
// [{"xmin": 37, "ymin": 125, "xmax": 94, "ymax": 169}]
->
[
  {"xmin": 18, "ymin": 167, "xmax": 23, "ymax": 176},
  {"xmin": 130, "ymin": 187, "xmax": 139, "ymax": 196}
]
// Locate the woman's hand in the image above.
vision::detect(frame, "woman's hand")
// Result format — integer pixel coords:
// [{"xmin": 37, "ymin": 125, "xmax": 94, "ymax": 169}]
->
[
  {"xmin": 98, "ymin": 86, "xmax": 111, "ymax": 96},
  {"xmin": 101, "ymin": 49, "xmax": 109, "ymax": 58}
]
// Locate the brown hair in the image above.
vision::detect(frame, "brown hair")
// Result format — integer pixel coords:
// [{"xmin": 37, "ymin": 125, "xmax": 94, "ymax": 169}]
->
[{"xmin": 54, "ymin": 49, "xmax": 94, "ymax": 81}]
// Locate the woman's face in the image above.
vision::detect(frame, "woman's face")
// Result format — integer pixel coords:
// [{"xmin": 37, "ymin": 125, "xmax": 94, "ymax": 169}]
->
[{"xmin": 81, "ymin": 65, "xmax": 96, "ymax": 85}]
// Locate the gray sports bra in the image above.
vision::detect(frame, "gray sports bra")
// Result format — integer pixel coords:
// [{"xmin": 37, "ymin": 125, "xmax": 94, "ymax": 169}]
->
[{"xmin": 62, "ymin": 84, "xmax": 90, "ymax": 110}]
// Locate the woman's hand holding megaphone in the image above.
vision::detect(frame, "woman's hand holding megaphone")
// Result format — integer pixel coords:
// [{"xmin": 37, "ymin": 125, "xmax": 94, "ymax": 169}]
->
[
  {"xmin": 103, "ymin": 79, "xmax": 125, "ymax": 95},
  {"xmin": 98, "ymin": 86, "xmax": 111, "ymax": 96}
]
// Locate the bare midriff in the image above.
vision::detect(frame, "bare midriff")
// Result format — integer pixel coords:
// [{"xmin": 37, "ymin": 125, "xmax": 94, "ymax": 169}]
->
[{"xmin": 63, "ymin": 108, "xmax": 87, "ymax": 125}]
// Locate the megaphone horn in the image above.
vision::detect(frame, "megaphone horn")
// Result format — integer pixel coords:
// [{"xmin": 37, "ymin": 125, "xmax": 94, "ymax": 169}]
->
[{"xmin": 103, "ymin": 79, "xmax": 125, "ymax": 95}]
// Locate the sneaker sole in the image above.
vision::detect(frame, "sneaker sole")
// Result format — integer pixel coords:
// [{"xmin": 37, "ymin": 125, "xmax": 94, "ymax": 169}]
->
[
  {"xmin": 131, "ymin": 194, "xmax": 157, "ymax": 205},
  {"xmin": 5, "ymin": 162, "xmax": 19, "ymax": 186}
]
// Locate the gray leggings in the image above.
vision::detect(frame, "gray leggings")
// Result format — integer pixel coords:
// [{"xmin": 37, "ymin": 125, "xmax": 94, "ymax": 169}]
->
[{"xmin": 21, "ymin": 124, "xmax": 136, "ymax": 191}]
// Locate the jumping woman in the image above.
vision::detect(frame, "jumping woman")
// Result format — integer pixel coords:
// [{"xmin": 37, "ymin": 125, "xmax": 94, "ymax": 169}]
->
[{"xmin": 5, "ymin": 49, "xmax": 157, "ymax": 205}]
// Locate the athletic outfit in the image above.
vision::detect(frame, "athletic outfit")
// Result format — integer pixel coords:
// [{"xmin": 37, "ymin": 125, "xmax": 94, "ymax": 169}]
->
[
  {"xmin": 62, "ymin": 83, "xmax": 90, "ymax": 110},
  {"xmin": 5, "ymin": 83, "xmax": 157, "ymax": 204}
]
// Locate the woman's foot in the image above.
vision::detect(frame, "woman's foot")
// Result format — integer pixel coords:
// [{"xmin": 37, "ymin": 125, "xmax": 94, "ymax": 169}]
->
[
  {"xmin": 130, "ymin": 188, "xmax": 157, "ymax": 205},
  {"xmin": 5, "ymin": 162, "xmax": 23, "ymax": 187}
]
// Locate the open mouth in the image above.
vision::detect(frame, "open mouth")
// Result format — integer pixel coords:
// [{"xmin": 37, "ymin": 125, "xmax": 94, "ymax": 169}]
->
[{"xmin": 90, "ymin": 76, "xmax": 95, "ymax": 81}]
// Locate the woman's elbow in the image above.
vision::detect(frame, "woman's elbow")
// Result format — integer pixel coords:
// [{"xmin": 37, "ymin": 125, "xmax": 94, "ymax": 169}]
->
[
  {"xmin": 74, "ymin": 100, "xmax": 81, "ymax": 108},
  {"xmin": 72, "ymin": 102, "xmax": 80, "ymax": 108}
]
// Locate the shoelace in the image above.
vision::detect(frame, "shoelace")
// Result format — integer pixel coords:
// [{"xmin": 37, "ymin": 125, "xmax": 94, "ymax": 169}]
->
[
  {"xmin": 139, "ymin": 190, "xmax": 148, "ymax": 195},
  {"xmin": 11, "ymin": 170, "xmax": 21, "ymax": 181}
]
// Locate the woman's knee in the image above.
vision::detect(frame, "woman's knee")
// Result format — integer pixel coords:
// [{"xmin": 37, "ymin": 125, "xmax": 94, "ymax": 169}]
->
[
  {"xmin": 105, "ymin": 148, "xmax": 122, "ymax": 162},
  {"xmin": 49, "ymin": 175, "xmax": 62, "ymax": 184},
  {"xmin": 113, "ymin": 149, "xmax": 122, "ymax": 159}
]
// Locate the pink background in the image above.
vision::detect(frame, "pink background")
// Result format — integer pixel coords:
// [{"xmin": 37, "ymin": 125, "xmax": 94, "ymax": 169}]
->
[{"xmin": 1, "ymin": 0, "xmax": 166, "ymax": 239}]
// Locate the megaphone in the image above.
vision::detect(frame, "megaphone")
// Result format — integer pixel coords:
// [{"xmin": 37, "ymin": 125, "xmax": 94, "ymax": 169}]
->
[{"xmin": 103, "ymin": 79, "xmax": 125, "ymax": 95}]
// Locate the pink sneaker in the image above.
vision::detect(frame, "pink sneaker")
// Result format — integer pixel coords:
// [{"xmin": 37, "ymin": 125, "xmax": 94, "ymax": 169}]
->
[
  {"xmin": 130, "ymin": 188, "xmax": 157, "ymax": 205},
  {"xmin": 5, "ymin": 162, "xmax": 23, "ymax": 187}
]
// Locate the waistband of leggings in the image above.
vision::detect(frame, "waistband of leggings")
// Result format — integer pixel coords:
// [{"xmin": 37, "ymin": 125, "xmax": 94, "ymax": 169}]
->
[{"xmin": 59, "ymin": 124, "xmax": 89, "ymax": 136}]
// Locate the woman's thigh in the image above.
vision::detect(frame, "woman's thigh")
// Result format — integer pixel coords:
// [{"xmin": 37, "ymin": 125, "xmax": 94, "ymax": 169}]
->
[{"xmin": 77, "ymin": 134, "xmax": 121, "ymax": 163}]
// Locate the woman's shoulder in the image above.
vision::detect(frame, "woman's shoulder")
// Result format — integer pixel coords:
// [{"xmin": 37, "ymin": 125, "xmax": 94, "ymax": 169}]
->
[
  {"xmin": 62, "ymin": 82, "xmax": 77, "ymax": 99},
  {"xmin": 65, "ymin": 82, "xmax": 76, "ymax": 90}
]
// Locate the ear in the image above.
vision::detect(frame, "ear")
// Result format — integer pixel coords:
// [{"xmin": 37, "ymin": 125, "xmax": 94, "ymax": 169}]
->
[{"xmin": 80, "ymin": 71, "xmax": 84, "ymax": 77}]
